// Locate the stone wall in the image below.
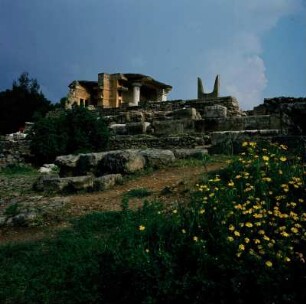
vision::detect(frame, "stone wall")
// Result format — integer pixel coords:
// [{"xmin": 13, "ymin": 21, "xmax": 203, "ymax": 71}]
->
[
  {"xmin": 0, "ymin": 139, "xmax": 31, "ymax": 168},
  {"xmin": 108, "ymin": 134, "xmax": 208, "ymax": 150},
  {"xmin": 195, "ymin": 115, "xmax": 281, "ymax": 133},
  {"xmin": 251, "ymin": 97, "xmax": 306, "ymax": 134}
]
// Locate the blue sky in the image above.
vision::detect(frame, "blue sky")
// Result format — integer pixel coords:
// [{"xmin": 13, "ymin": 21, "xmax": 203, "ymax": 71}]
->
[{"xmin": 0, "ymin": 0, "xmax": 305, "ymax": 110}]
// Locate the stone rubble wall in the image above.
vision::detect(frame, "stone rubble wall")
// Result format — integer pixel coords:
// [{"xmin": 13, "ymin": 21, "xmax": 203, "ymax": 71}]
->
[
  {"xmin": 0, "ymin": 139, "xmax": 31, "ymax": 168},
  {"xmin": 108, "ymin": 134, "xmax": 207, "ymax": 150},
  {"xmin": 195, "ymin": 115, "xmax": 281, "ymax": 133}
]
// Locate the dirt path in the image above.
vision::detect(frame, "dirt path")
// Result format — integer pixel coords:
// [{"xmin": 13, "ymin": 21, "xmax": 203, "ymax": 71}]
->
[{"xmin": 0, "ymin": 163, "xmax": 225, "ymax": 244}]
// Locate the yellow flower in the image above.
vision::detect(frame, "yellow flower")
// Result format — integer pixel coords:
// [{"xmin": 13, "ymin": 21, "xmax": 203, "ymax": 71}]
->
[
  {"xmin": 291, "ymin": 227, "xmax": 298, "ymax": 234},
  {"xmin": 262, "ymin": 155, "xmax": 269, "ymax": 162},
  {"xmin": 145, "ymin": 249, "xmax": 150, "ymax": 253},
  {"xmin": 172, "ymin": 209, "xmax": 178, "ymax": 214},
  {"xmin": 227, "ymin": 236, "xmax": 234, "ymax": 242},
  {"xmin": 254, "ymin": 239, "xmax": 261, "ymax": 244},
  {"xmin": 228, "ymin": 181, "xmax": 235, "ymax": 187},
  {"xmin": 281, "ymin": 231, "xmax": 289, "ymax": 237},
  {"xmin": 280, "ymin": 156, "xmax": 287, "ymax": 162},
  {"xmin": 262, "ymin": 177, "xmax": 272, "ymax": 182},
  {"xmin": 238, "ymin": 244, "xmax": 245, "ymax": 251},
  {"xmin": 193, "ymin": 236, "xmax": 198, "ymax": 242},
  {"xmin": 234, "ymin": 231, "xmax": 241, "ymax": 237},
  {"xmin": 245, "ymin": 222, "xmax": 253, "ymax": 228},
  {"xmin": 280, "ymin": 144, "xmax": 288, "ymax": 150},
  {"xmin": 244, "ymin": 238, "xmax": 250, "ymax": 243},
  {"xmin": 139, "ymin": 225, "xmax": 145, "ymax": 231},
  {"xmin": 182, "ymin": 229, "xmax": 186, "ymax": 234},
  {"xmin": 284, "ymin": 257, "xmax": 291, "ymax": 262},
  {"xmin": 199, "ymin": 209, "xmax": 205, "ymax": 214},
  {"xmin": 242, "ymin": 142, "xmax": 248, "ymax": 147},
  {"xmin": 265, "ymin": 261, "xmax": 273, "ymax": 267},
  {"xmin": 229, "ymin": 225, "xmax": 235, "ymax": 231},
  {"xmin": 258, "ymin": 230, "xmax": 265, "ymax": 235}
]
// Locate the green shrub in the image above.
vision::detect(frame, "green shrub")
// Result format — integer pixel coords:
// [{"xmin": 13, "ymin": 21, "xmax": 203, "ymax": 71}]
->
[
  {"xmin": 0, "ymin": 141, "xmax": 305, "ymax": 303},
  {"xmin": 28, "ymin": 107, "xmax": 109, "ymax": 164},
  {"xmin": 0, "ymin": 163, "xmax": 37, "ymax": 176}
]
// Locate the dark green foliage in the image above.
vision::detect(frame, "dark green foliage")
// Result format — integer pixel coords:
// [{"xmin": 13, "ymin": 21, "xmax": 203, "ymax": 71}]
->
[
  {"xmin": 0, "ymin": 143, "xmax": 305, "ymax": 303},
  {"xmin": 0, "ymin": 72, "xmax": 53, "ymax": 134},
  {"xmin": 29, "ymin": 107, "xmax": 109, "ymax": 164},
  {"xmin": 123, "ymin": 188, "xmax": 152, "ymax": 199},
  {"xmin": 0, "ymin": 163, "xmax": 36, "ymax": 176}
]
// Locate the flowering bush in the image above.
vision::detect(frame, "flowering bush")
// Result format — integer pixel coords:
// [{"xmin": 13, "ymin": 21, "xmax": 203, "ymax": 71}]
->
[
  {"xmin": 127, "ymin": 141, "xmax": 306, "ymax": 302},
  {"xmin": 195, "ymin": 141, "xmax": 306, "ymax": 268},
  {"xmin": 1, "ymin": 142, "xmax": 306, "ymax": 303}
]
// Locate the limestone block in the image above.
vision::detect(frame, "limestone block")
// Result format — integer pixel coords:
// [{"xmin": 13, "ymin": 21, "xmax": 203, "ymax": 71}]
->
[
  {"xmin": 152, "ymin": 119, "xmax": 194, "ymax": 135},
  {"xmin": 55, "ymin": 154, "xmax": 81, "ymax": 177},
  {"xmin": 33, "ymin": 174, "xmax": 60, "ymax": 192},
  {"xmin": 172, "ymin": 108, "xmax": 201, "ymax": 120},
  {"xmin": 94, "ymin": 174, "xmax": 123, "ymax": 191},
  {"xmin": 203, "ymin": 105, "xmax": 227, "ymax": 118},
  {"xmin": 126, "ymin": 122, "xmax": 147, "ymax": 135},
  {"xmin": 65, "ymin": 175, "xmax": 94, "ymax": 191},
  {"xmin": 139, "ymin": 149, "xmax": 176, "ymax": 168},
  {"xmin": 109, "ymin": 124, "xmax": 127, "ymax": 135},
  {"xmin": 126, "ymin": 111, "xmax": 145, "ymax": 122},
  {"xmin": 76, "ymin": 152, "xmax": 108, "ymax": 175},
  {"xmin": 173, "ymin": 149, "xmax": 208, "ymax": 159},
  {"xmin": 97, "ymin": 150, "xmax": 145, "ymax": 175},
  {"xmin": 34, "ymin": 175, "xmax": 94, "ymax": 193},
  {"xmin": 38, "ymin": 164, "xmax": 58, "ymax": 174}
]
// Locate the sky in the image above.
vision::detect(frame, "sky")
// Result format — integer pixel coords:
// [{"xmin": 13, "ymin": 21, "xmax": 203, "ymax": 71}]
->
[{"xmin": 0, "ymin": 0, "xmax": 305, "ymax": 110}]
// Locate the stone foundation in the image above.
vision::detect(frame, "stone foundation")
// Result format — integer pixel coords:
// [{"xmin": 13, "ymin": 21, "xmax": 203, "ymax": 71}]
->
[{"xmin": 0, "ymin": 139, "xmax": 31, "ymax": 168}]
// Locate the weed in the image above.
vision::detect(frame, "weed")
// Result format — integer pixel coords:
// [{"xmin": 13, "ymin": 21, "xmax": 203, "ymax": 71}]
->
[
  {"xmin": 4, "ymin": 203, "xmax": 20, "ymax": 217},
  {"xmin": 123, "ymin": 187, "xmax": 152, "ymax": 199},
  {"xmin": 0, "ymin": 164, "xmax": 37, "ymax": 176},
  {"xmin": 0, "ymin": 142, "xmax": 305, "ymax": 303}
]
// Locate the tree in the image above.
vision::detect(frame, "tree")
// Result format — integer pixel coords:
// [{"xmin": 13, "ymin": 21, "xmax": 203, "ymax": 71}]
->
[
  {"xmin": 29, "ymin": 107, "xmax": 109, "ymax": 164},
  {"xmin": 0, "ymin": 72, "xmax": 53, "ymax": 134}
]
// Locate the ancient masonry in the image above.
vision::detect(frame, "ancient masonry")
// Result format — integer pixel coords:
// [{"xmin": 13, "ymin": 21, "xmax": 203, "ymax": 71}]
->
[
  {"xmin": 1, "ymin": 74, "xmax": 305, "ymax": 167},
  {"xmin": 66, "ymin": 73, "xmax": 172, "ymax": 109},
  {"xmin": 65, "ymin": 72, "xmax": 305, "ymax": 152}
]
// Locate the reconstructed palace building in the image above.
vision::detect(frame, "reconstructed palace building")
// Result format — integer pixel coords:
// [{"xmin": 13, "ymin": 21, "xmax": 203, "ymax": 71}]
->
[{"xmin": 66, "ymin": 73, "xmax": 172, "ymax": 109}]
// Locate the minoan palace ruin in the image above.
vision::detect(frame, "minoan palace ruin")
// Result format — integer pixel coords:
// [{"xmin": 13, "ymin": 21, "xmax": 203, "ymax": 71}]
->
[{"xmin": 66, "ymin": 73, "xmax": 172, "ymax": 109}]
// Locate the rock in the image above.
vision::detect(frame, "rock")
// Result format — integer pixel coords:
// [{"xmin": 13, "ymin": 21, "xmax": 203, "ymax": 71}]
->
[
  {"xmin": 94, "ymin": 174, "xmax": 123, "ymax": 191},
  {"xmin": 76, "ymin": 152, "xmax": 107, "ymax": 176},
  {"xmin": 126, "ymin": 110, "xmax": 145, "ymax": 122},
  {"xmin": 33, "ymin": 174, "xmax": 60, "ymax": 192},
  {"xmin": 203, "ymin": 105, "xmax": 227, "ymax": 118},
  {"xmin": 38, "ymin": 163, "xmax": 58, "ymax": 174},
  {"xmin": 173, "ymin": 148, "xmax": 208, "ymax": 159},
  {"xmin": 65, "ymin": 175, "xmax": 94, "ymax": 192},
  {"xmin": 34, "ymin": 175, "xmax": 94, "ymax": 193},
  {"xmin": 126, "ymin": 122, "xmax": 149, "ymax": 135},
  {"xmin": 172, "ymin": 108, "xmax": 201, "ymax": 120},
  {"xmin": 55, "ymin": 154, "xmax": 81, "ymax": 177},
  {"xmin": 139, "ymin": 149, "xmax": 176, "ymax": 168},
  {"xmin": 97, "ymin": 150, "xmax": 145, "ymax": 175},
  {"xmin": 109, "ymin": 124, "xmax": 127, "ymax": 135},
  {"xmin": 0, "ymin": 216, "xmax": 7, "ymax": 226}
]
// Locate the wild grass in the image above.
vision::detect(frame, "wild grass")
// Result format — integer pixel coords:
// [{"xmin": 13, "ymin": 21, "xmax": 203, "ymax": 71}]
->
[
  {"xmin": 0, "ymin": 163, "xmax": 37, "ymax": 176},
  {"xmin": 0, "ymin": 141, "xmax": 305, "ymax": 303}
]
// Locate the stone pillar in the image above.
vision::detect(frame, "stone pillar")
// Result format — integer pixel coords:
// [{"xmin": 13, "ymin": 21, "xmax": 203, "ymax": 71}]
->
[
  {"xmin": 132, "ymin": 83, "xmax": 141, "ymax": 106},
  {"xmin": 161, "ymin": 89, "xmax": 167, "ymax": 101}
]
